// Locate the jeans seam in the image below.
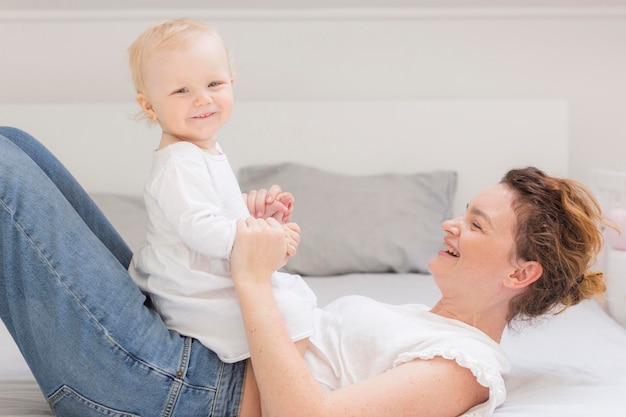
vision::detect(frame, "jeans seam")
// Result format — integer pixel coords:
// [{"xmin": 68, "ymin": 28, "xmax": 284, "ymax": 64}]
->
[
  {"xmin": 48, "ymin": 385, "xmax": 140, "ymax": 417},
  {"xmin": 210, "ymin": 361, "xmax": 226, "ymax": 416},
  {"xmin": 1, "ymin": 198, "xmax": 58, "ymax": 279},
  {"xmin": 161, "ymin": 337, "xmax": 193, "ymax": 417}
]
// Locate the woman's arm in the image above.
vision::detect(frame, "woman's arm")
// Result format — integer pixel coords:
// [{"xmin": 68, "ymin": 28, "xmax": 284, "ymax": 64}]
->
[{"xmin": 231, "ymin": 218, "xmax": 488, "ymax": 417}]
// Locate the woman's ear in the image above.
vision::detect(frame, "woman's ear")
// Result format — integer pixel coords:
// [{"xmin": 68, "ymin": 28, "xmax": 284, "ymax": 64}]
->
[
  {"xmin": 506, "ymin": 261, "xmax": 543, "ymax": 289},
  {"xmin": 136, "ymin": 93, "xmax": 157, "ymax": 121}
]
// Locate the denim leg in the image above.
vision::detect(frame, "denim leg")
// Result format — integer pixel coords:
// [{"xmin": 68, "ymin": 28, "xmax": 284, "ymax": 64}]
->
[
  {"xmin": 0, "ymin": 126, "xmax": 132, "ymax": 269},
  {"xmin": 0, "ymin": 130, "xmax": 245, "ymax": 416}
]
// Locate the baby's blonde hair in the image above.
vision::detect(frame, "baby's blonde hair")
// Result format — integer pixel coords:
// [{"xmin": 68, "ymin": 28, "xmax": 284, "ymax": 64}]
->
[{"xmin": 128, "ymin": 18, "xmax": 233, "ymax": 95}]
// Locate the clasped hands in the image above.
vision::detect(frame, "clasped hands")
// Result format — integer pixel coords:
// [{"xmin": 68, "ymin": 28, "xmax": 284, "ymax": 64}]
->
[{"xmin": 238, "ymin": 185, "xmax": 301, "ymax": 279}]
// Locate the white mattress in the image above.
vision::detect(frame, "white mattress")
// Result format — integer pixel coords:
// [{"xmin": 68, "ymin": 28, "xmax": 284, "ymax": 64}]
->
[{"xmin": 2, "ymin": 273, "xmax": 626, "ymax": 416}]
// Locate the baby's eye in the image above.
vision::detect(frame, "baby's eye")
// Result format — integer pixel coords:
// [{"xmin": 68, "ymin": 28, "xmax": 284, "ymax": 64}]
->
[
  {"xmin": 208, "ymin": 81, "xmax": 223, "ymax": 88},
  {"xmin": 173, "ymin": 87, "xmax": 189, "ymax": 94}
]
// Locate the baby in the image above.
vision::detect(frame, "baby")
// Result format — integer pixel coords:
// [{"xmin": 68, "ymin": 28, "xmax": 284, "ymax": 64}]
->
[{"xmin": 127, "ymin": 18, "xmax": 316, "ymax": 363}]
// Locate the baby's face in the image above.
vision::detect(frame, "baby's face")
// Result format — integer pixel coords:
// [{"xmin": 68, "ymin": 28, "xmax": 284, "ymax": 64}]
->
[{"xmin": 140, "ymin": 33, "xmax": 234, "ymax": 150}]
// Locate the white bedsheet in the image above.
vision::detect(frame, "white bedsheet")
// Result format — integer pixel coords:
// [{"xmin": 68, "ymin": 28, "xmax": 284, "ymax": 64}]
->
[{"xmin": 498, "ymin": 299, "xmax": 626, "ymax": 416}]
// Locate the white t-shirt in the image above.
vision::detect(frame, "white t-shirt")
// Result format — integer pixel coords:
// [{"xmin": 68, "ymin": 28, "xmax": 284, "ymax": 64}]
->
[
  {"xmin": 305, "ymin": 295, "xmax": 509, "ymax": 417},
  {"xmin": 129, "ymin": 141, "xmax": 316, "ymax": 363}
]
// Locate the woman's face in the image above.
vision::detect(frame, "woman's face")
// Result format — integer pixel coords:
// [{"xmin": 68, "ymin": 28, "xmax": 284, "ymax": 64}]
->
[{"xmin": 428, "ymin": 183, "xmax": 520, "ymax": 300}]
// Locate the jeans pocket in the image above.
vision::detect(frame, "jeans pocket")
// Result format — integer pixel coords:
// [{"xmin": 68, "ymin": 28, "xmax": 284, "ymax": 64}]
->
[{"xmin": 48, "ymin": 385, "xmax": 140, "ymax": 417}]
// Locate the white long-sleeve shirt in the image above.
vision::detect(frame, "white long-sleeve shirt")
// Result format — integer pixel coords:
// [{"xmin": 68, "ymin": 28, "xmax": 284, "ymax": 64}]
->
[{"xmin": 129, "ymin": 141, "xmax": 316, "ymax": 363}]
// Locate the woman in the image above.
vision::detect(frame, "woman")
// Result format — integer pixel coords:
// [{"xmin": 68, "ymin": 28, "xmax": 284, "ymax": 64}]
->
[
  {"xmin": 230, "ymin": 165, "xmax": 608, "ymax": 417},
  {"xmin": 0, "ymin": 126, "xmax": 607, "ymax": 417}
]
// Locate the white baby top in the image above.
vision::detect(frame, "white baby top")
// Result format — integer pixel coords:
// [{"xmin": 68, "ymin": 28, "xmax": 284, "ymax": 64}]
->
[
  {"xmin": 304, "ymin": 295, "xmax": 509, "ymax": 417},
  {"xmin": 129, "ymin": 141, "xmax": 316, "ymax": 363}
]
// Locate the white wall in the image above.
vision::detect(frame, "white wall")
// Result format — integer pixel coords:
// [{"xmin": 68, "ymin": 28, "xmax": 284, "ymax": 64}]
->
[
  {"xmin": 1, "ymin": 7, "xmax": 625, "ymax": 186},
  {"xmin": 0, "ymin": 100, "xmax": 568, "ymax": 218}
]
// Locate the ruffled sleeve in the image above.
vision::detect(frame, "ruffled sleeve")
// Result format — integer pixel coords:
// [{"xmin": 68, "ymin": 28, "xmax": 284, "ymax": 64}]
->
[{"xmin": 393, "ymin": 327, "xmax": 509, "ymax": 417}]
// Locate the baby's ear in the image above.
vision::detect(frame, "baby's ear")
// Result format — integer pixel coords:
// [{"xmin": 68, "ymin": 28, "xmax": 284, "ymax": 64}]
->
[
  {"xmin": 506, "ymin": 261, "xmax": 542, "ymax": 289},
  {"xmin": 136, "ymin": 93, "xmax": 157, "ymax": 121}
]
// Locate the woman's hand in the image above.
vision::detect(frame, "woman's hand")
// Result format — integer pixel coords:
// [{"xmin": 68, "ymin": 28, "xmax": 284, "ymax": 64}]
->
[
  {"xmin": 242, "ymin": 185, "xmax": 294, "ymax": 222},
  {"xmin": 231, "ymin": 217, "xmax": 296, "ymax": 286}
]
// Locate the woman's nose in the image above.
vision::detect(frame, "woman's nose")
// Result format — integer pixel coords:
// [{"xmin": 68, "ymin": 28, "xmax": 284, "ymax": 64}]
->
[{"xmin": 442, "ymin": 217, "xmax": 461, "ymax": 235}]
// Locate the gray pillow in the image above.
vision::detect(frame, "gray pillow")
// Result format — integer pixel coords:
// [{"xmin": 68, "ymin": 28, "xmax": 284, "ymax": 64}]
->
[{"xmin": 238, "ymin": 163, "xmax": 457, "ymax": 276}]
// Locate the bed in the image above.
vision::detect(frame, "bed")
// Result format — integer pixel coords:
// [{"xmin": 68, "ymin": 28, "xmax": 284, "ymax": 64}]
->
[{"xmin": 2, "ymin": 99, "xmax": 626, "ymax": 416}]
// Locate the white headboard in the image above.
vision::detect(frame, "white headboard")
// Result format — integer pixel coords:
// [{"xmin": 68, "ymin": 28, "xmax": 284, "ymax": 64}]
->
[{"xmin": 1, "ymin": 99, "xmax": 568, "ymax": 217}]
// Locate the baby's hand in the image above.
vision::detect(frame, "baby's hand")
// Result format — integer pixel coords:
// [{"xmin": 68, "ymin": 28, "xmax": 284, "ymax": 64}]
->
[
  {"xmin": 282, "ymin": 222, "xmax": 301, "ymax": 258},
  {"xmin": 274, "ymin": 192, "xmax": 294, "ymax": 223},
  {"xmin": 243, "ymin": 185, "xmax": 294, "ymax": 223}
]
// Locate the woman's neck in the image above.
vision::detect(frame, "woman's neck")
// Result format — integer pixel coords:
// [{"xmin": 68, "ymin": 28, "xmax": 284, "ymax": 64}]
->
[{"xmin": 430, "ymin": 298, "xmax": 509, "ymax": 343}]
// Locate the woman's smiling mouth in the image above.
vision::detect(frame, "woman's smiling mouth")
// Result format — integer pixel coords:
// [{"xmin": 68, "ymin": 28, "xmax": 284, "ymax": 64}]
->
[{"xmin": 443, "ymin": 242, "xmax": 459, "ymax": 257}]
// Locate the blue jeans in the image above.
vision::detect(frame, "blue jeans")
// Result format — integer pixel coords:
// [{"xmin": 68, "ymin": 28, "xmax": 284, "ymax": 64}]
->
[{"xmin": 0, "ymin": 127, "xmax": 245, "ymax": 416}]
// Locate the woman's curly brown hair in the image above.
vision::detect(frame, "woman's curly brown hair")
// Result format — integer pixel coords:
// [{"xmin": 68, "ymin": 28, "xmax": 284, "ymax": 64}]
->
[{"xmin": 502, "ymin": 167, "xmax": 609, "ymax": 322}]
